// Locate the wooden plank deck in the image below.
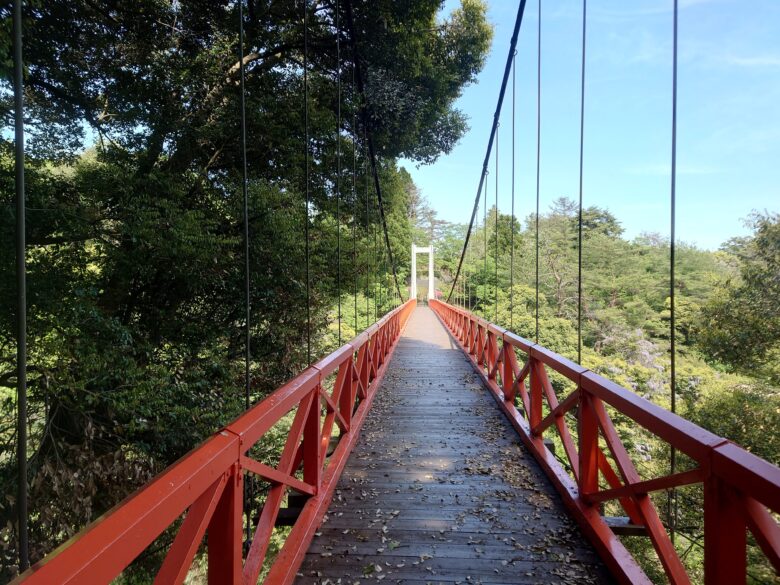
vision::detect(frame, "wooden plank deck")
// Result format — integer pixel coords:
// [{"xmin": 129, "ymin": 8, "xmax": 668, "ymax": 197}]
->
[{"xmin": 295, "ymin": 306, "xmax": 614, "ymax": 585}]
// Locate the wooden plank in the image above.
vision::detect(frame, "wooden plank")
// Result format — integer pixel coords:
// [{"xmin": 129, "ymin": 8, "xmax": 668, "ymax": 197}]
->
[{"xmin": 295, "ymin": 307, "xmax": 613, "ymax": 584}]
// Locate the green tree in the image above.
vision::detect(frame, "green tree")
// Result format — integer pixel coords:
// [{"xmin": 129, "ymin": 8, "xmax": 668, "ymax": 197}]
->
[
  {"xmin": 0, "ymin": 1, "xmax": 492, "ymax": 573},
  {"xmin": 698, "ymin": 213, "xmax": 780, "ymax": 382}
]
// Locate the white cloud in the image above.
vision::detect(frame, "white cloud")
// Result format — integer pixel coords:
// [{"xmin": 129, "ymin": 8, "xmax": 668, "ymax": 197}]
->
[
  {"xmin": 624, "ymin": 163, "xmax": 722, "ymax": 176},
  {"xmin": 588, "ymin": 0, "xmax": 722, "ymax": 21},
  {"xmin": 723, "ymin": 54, "xmax": 780, "ymax": 68}
]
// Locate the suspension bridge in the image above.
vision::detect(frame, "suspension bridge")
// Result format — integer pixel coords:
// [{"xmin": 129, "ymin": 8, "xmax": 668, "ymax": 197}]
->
[{"xmin": 7, "ymin": 0, "xmax": 780, "ymax": 584}]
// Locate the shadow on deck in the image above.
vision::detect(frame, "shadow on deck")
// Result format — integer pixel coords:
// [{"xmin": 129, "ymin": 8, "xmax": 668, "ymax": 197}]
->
[{"xmin": 295, "ymin": 307, "xmax": 614, "ymax": 584}]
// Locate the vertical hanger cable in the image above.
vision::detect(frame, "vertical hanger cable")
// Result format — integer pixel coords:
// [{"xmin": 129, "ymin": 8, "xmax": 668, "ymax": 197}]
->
[
  {"xmin": 371, "ymin": 196, "xmax": 382, "ymax": 323},
  {"xmin": 12, "ymin": 0, "xmax": 29, "ymax": 571},
  {"xmin": 344, "ymin": 0, "xmax": 403, "ymax": 302},
  {"xmin": 238, "ymin": 0, "xmax": 253, "ymax": 544},
  {"xmin": 364, "ymin": 128, "xmax": 371, "ymax": 325},
  {"xmin": 669, "ymin": 0, "xmax": 679, "ymax": 545},
  {"xmin": 577, "ymin": 0, "xmax": 586, "ymax": 364},
  {"xmin": 335, "ymin": 0, "xmax": 342, "ymax": 345},
  {"xmin": 535, "ymin": 0, "xmax": 542, "ymax": 343},
  {"xmin": 494, "ymin": 124, "xmax": 499, "ymax": 323},
  {"xmin": 239, "ymin": 0, "xmax": 251, "ymax": 411},
  {"xmin": 445, "ymin": 0, "xmax": 529, "ymax": 302},
  {"xmin": 483, "ymin": 171, "xmax": 488, "ymax": 318},
  {"xmin": 352, "ymin": 65, "xmax": 358, "ymax": 333},
  {"xmin": 510, "ymin": 51, "xmax": 516, "ymax": 330},
  {"xmin": 303, "ymin": 0, "xmax": 312, "ymax": 363}
]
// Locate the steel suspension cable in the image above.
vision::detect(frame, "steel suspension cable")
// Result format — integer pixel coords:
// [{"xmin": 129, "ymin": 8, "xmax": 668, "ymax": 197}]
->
[
  {"xmin": 238, "ymin": 0, "xmax": 251, "ymax": 411},
  {"xmin": 364, "ymin": 128, "xmax": 371, "ymax": 325},
  {"xmin": 535, "ymin": 0, "xmax": 542, "ymax": 343},
  {"xmin": 335, "ymin": 0, "xmax": 342, "ymax": 345},
  {"xmin": 352, "ymin": 65, "xmax": 358, "ymax": 334},
  {"xmin": 372, "ymin": 164, "xmax": 378, "ymax": 322},
  {"xmin": 446, "ymin": 0, "xmax": 529, "ymax": 303},
  {"xmin": 465, "ymin": 211, "xmax": 472, "ymax": 311},
  {"xmin": 379, "ymin": 220, "xmax": 385, "ymax": 316},
  {"xmin": 12, "ymin": 0, "xmax": 29, "ymax": 571},
  {"xmin": 495, "ymin": 125, "xmax": 499, "ymax": 322},
  {"xmin": 466, "ymin": 228, "xmax": 471, "ymax": 311},
  {"xmin": 303, "ymin": 0, "xmax": 312, "ymax": 363},
  {"xmin": 461, "ymin": 263, "xmax": 465, "ymax": 307},
  {"xmin": 344, "ymin": 0, "xmax": 403, "ymax": 302},
  {"xmin": 577, "ymin": 0, "xmax": 586, "ymax": 364},
  {"xmin": 483, "ymin": 171, "xmax": 488, "ymax": 317},
  {"xmin": 469, "ymin": 223, "xmax": 474, "ymax": 312},
  {"xmin": 510, "ymin": 51, "xmax": 517, "ymax": 330},
  {"xmin": 669, "ymin": 0, "xmax": 679, "ymax": 545},
  {"xmin": 377, "ymin": 226, "xmax": 382, "ymax": 313},
  {"xmin": 238, "ymin": 0, "xmax": 253, "ymax": 545}
]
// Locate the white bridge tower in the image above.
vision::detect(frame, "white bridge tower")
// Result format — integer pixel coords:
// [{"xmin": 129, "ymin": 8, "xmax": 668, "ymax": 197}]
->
[{"xmin": 410, "ymin": 244, "xmax": 434, "ymax": 300}]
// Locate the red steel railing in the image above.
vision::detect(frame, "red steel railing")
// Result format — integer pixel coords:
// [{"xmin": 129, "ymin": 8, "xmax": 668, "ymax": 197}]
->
[
  {"xmin": 14, "ymin": 299, "xmax": 416, "ymax": 585},
  {"xmin": 430, "ymin": 299, "xmax": 780, "ymax": 585}
]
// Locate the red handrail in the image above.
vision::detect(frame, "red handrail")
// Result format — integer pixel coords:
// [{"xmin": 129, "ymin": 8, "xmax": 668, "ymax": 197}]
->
[
  {"xmin": 430, "ymin": 299, "xmax": 780, "ymax": 585},
  {"xmin": 14, "ymin": 299, "xmax": 417, "ymax": 585}
]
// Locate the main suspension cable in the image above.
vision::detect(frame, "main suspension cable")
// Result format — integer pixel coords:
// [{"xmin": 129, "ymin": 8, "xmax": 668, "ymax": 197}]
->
[
  {"xmin": 344, "ymin": 0, "xmax": 403, "ymax": 301},
  {"xmin": 446, "ymin": 0, "xmax": 529, "ymax": 303},
  {"xmin": 577, "ymin": 0, "xmax": 586, "ymax": 364}
]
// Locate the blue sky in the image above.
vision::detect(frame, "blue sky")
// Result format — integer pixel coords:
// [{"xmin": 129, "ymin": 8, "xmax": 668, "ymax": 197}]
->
[{"xmin": 402, "ymin": 0, "xmax": 780, "ymax": 250}]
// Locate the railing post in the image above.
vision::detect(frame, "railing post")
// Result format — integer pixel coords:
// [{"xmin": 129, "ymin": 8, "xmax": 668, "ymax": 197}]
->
[
  {"xmin": 704, "ymin": 476, "xmax": 746, "ymax": 584},
  {"xmin": 502, "ymin": 339, "xmax": 515, "ymax": 403},
  {"xmin": 578, "ymin": 391, "xmax": 599, "ymax": 496},
  {"xmin": 338, "ymin": 359, "xmax": 354, "ymax": 431},
  {"xmin": 303, "ymin": 386, "xmax": 321, "ymax": 490},
  {"xmin": 476, "ymin": 325, "xmax": 484, "ymax": 367},
  {"xmin": 529, "ymin": 358, "xmax": 543, "ymax": 432},
  {"xmin": 481, "ymin": 326, "xmax": 489, "ymax": 369},
  {"xmin": 487, "ymin": 332, "xmax": 497, "ymax": 380},
  {"xmin": 358, "ymin": 345, "xmax": 369, "ymax": 396},
  {"xmin": 207, "ymin": 464, "xmax": 243, "ymax": 585}
]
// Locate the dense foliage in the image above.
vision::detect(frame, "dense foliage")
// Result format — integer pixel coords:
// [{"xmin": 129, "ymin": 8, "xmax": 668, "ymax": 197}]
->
[
  {"xmin": 2, "ymin": 0, "xmax": 778, "ymax": 581},
  {"xmin": 419, "ymin": 199, "xmax": 780, "ymax": 582},
  {"xmin": 0, "ymin": 0, "xmax": 491, "ymax": 578}
]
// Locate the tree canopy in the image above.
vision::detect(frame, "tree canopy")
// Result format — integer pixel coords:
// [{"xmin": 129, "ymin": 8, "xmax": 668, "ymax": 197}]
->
[
  {"xmin": 0, "ymin": 1, "xmax": 491, "ymax": 575},
  {"xmin": 414, "ymin": 198, "xmax": 780, "ymax": 582}
]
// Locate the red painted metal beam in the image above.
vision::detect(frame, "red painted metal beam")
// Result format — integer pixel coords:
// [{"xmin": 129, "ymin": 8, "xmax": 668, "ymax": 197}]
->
[
  {"xmin": 585, "ymin": 468, "xmax": 703, "ymax": 505},
  {"xmin": 14, "ymin": 299, "xmax": 417, "ymax": 585},
  {"xmin": 429, "ymin": 301, "xmax": 650, "ymax": 585},
  {"xmin": 429, "ymin": 299, "xmax": 780, "ymax": 585},
  {"xmin": 16, "ymin": 432, "xmax": 239, "ymax": 584}
]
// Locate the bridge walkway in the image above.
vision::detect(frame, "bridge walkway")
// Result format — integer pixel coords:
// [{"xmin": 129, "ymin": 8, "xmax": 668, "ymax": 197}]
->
[{"xmin": 295, "ymin": 307, "xmax": 614, "ymax": 584}]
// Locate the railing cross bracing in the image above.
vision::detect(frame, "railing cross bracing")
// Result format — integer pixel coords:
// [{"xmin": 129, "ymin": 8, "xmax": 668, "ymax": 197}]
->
[{"xmin": 430, "ymin": 300, "xmax": 780, "ymax": 585}]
